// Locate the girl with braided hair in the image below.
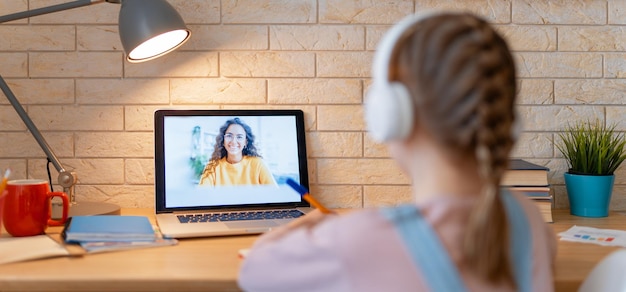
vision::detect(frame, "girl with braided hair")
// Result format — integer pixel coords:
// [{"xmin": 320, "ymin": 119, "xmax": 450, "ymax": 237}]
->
[{"xmin": 239, "ymin": 12, "xmax": 555, "ymax": 292}]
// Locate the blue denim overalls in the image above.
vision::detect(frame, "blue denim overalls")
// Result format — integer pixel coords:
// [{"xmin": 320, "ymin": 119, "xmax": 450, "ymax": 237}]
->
[{"xmin": 381, "ymin": 191, "xmax": 531, "ymax": 292}]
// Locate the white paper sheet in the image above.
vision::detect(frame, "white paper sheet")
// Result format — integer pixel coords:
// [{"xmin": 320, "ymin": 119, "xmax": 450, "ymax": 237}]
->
[
  {"xmin": 559, "ymin": 225, "xmax": 626, "ymax": 247},
  {"xmin": 0, "ymin": 235, "xmax": 70, "ymax": 265}
]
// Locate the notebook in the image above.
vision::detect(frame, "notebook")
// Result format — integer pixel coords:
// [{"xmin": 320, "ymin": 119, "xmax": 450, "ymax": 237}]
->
[
  {"xmin": 62, "ymin": 216, "xmax": 156, "ymax": 243},
  {"xmin": 154, "ymin": 109, "xmax": 312, "ymax": 238}
]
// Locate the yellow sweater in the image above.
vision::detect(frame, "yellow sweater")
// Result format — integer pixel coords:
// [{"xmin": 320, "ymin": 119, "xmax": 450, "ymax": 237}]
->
[{"xmin": 199, "ymin": 156, "xmax": 276, "ymax": 186}]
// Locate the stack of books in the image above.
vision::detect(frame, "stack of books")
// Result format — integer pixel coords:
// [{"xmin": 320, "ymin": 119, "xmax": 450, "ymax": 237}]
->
[
  {"xmin": 61, "ymin": 215, "xmax": 177, "ymax": 253},
  {"xmin": 502, "ymin": 159, "xmax": 552, "ymax": 223}
]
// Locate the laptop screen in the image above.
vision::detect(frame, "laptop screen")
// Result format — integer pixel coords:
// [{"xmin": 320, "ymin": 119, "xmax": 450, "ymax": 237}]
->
[{"xmin": 154, "ymin": 109, "xmax": 310, "ymax": 213}]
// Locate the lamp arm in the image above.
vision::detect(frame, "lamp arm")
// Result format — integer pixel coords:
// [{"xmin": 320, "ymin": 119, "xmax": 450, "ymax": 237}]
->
[
  {"xmin": 0, "ymin": 76, "xmax": 77, "ymax": 200},
  {"xmin": 0, "ymin": 0, "xmax": 128, "ymax": 194},
  {"xmin": 0, "ymin": 0, "xmax": 107, "ymax": 24},
  {"xmin": 0, "ymin": 0, "xmax": 183, "ymax": 217},
  {"xmin": 0, "ymin": 76, "xmax": 64, "ymax": 172}
]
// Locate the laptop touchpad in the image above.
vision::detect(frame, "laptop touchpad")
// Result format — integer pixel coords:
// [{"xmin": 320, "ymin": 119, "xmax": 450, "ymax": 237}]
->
[{"xmin": 224, "ymin": 221, "xmax": 278, "ymax": 229}]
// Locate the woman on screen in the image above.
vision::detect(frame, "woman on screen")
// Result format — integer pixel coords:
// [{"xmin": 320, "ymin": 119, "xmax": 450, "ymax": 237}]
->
[{"xmin": 199, "ymin": 118, "xmax": 277, "ymax": 186}]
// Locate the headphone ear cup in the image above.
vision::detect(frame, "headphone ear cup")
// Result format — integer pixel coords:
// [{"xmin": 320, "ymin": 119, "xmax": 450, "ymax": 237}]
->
[
  {"xmin": 365, "ymin": 13, "xmax": 439, "ymax": 143},
  {"xmin": 365, "ymin": 81, "xmax": 414, "ymax": 142}
]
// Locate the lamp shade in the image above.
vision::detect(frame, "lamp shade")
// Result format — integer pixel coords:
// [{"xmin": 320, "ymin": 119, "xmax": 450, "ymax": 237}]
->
[{"xmin": 118, "ymin": 0, "xmax": 191, "ymax": 63}]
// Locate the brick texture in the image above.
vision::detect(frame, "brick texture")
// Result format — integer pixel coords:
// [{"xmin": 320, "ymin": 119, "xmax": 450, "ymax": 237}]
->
[{"xmin": 1, "ymin": 0, "xmax": 625, "ymax": 210}]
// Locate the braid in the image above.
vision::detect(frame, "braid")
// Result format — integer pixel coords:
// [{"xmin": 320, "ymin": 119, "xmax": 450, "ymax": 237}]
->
[{"xmin": 394, "ymin": 13, "xmax": 517, "ymax": 285}]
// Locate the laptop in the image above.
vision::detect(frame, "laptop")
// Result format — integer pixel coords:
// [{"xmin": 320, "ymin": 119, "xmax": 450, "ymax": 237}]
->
[{"xmin": 154, "ymin": 109, "xmax": 312, "ymax": 238}]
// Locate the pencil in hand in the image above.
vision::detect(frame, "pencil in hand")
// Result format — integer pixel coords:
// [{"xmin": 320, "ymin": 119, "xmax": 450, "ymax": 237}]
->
[{"xmin": 285, "ymin": 178, "xmax": 331, "ymax": 214}]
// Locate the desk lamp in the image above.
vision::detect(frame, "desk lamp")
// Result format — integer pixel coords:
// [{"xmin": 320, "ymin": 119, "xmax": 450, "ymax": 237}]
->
[{"xmin": 0, "ymin": 0, "xmax": 190, "ymax": 216}]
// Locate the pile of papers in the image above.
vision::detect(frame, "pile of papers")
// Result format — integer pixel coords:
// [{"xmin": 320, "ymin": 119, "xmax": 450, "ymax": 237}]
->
[
  {"xmin": 62, "ymin": 215, "xmax": 177, "ymax": 253},
  {"xmin": 559, "ymin": 225, "xmax": 626, "ymax": 247}
]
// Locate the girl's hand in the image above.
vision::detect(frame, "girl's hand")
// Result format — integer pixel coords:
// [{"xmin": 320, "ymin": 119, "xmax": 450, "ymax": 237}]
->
[{"xmin": 257, "ymin": 209, "xmax": 337, "ymax": 243}]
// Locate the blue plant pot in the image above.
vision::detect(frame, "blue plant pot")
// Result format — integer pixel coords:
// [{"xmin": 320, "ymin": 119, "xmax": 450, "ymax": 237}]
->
[{"xmin": 564, "ymin": 172, "xmax": 615, "ymax": 217}]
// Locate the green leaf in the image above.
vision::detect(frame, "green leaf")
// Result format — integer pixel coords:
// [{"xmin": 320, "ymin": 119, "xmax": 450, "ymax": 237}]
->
[{"xmin": 557, "ymin": 119, "xmax": 626, "ymax": 175}]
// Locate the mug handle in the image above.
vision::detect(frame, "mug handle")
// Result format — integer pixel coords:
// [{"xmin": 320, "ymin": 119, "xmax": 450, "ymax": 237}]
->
[{"xmin": 47, "ymin": 191, "xmax": 69, "ymax": 226}]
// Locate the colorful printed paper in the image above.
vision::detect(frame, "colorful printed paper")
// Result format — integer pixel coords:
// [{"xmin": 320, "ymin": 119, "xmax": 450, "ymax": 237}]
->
[{"xmin": 559, "ymin": 225, "xmax": 626, "ymax": 247}]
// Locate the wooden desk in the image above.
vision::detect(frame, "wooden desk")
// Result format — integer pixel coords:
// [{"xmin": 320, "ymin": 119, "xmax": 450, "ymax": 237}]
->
[
  {"xmin": 0, "ymin": 208, "xmax": 623, "ymax": 291},
  {"xmin": 0, "ymin": 209, "xmax": 255, "ymax": 291},
  {"xmin": 551, "ymin": 209, "xmax": 626, "ymax": 292}
]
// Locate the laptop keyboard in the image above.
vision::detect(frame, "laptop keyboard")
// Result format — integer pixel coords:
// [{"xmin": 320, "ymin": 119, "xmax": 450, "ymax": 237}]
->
[{"xmin": 177, "ymin": 209, "xmax": 305, "ymax": 223}]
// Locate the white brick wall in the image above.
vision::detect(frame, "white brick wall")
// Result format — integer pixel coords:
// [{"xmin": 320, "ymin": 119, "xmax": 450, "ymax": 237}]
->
[{"xmin": 1, "ymin": 0, "xmax": 625, "ymax": 210}]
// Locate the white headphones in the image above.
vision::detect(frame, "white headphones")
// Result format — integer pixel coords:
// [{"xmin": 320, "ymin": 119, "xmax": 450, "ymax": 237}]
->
[{"xmin": 364, "ymin": 13, "xmax": 434, "ymax": 143}]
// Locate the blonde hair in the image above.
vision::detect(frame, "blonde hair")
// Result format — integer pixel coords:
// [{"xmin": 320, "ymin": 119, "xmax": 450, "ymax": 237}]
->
[{"xmin": 391, "ymin": 13, "xmax": 517, "ymax": 286}]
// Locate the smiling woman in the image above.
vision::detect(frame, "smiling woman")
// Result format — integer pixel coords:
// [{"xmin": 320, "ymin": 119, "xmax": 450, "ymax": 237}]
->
[{"xmin": 199, "ymin": 117, "xmax": 277, "ymax": 187}]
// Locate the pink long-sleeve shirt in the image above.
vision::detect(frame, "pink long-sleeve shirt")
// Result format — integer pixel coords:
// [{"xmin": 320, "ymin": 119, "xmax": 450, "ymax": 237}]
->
[{"xmin": 238, "ymin": 192, "xmax": 556, "ymax": 292}]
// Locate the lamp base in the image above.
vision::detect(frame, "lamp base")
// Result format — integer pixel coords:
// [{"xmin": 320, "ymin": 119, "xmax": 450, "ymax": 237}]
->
[
  {"xmin": 69, "ymin": 201, "xmax": 121, "ymax": 217},
  {"xmin": 52, "ymin": 201, "xmax": 121, "ymax": 218}
]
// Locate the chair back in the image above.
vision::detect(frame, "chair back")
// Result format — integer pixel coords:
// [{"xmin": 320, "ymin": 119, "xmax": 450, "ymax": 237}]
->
[{"xmin": 579, "ymin": 249, "xmax": 626, "ymax": 292}]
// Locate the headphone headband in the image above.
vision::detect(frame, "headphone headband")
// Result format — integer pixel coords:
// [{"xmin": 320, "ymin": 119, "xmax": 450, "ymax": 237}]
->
[
  {"xmin": 372, "ymin": 11, "xmax": 439, "ymax": 84},
  {"xmin": 365, "ymin": 12, "xmax": 439, "ymax": 143}
]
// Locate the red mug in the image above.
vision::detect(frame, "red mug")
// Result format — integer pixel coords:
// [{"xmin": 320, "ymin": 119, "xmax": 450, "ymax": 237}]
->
[{"xmin": 2, "ymin": 179, "xmax": 69, "ymax": 237}]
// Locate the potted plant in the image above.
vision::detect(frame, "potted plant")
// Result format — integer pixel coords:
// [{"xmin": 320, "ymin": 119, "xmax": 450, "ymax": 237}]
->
[{"xmin": 557, "ymin": 119, "xmax": 626, "ymax": 217}]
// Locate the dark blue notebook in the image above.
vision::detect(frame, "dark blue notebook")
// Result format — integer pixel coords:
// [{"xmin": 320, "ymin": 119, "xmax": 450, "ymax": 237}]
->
[
  {"xmin": 62, "ymin": 215, "xmax": 156, "ymax": 243},
  {"xmin": 509, "ymin": 159, "xmax": 549, "ymax": 171},
  {"xmin": 502, "ymin": 159, "xmax": 549, "ymax": 187}
]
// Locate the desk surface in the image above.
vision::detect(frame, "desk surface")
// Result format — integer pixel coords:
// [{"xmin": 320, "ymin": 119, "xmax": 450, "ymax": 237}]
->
[
  {"xmin": 551, "ymin": 209, "xmax": 625, "ymax": 292},
  {"xmin": 0, "ymin": 208, "xmax": 622, "ymax": 291}
]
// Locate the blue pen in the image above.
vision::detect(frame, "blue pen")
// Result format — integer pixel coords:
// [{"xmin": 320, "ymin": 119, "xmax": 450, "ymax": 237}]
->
[{"xmin": 286, "ymin": 178, "xmax": 331, "ymax": 214}]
